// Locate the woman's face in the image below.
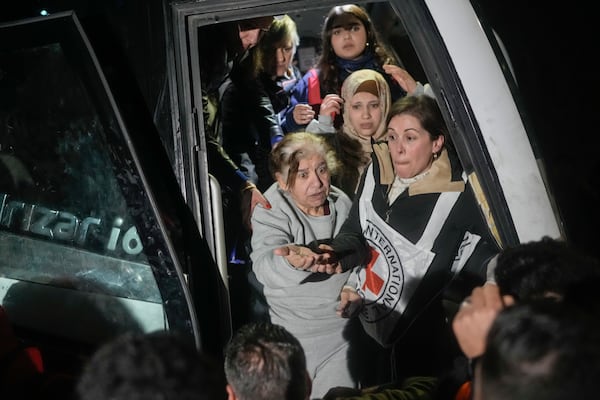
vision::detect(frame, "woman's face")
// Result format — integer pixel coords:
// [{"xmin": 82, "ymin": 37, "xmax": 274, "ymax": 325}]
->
[
  {"xmin": 386, "ymin": 114, "xmax": 443, "ymax": 179},
  {"xmin": 274, "ymin": 39, "xmax": 295, "ymax": 77},
  {"xmin": 278, "ymin": 154, "xmax": 331, "ymax": 215},
  {"xmin": 330, "ymin": 18, "xmax": 368, "ymax": 60},
  {"xmin": 347, "ymin": 91, "xmax": 382, "ymax": 138}
]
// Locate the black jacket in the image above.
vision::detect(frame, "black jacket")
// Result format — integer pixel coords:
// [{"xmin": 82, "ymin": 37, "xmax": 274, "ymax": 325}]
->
[
  {"xmin": 220, "ymin": 50, "xmax": 284, "ymax": 192},
  {"xmin": 325, "ymin": 150, "xmax": 500, "ymax": 380}
]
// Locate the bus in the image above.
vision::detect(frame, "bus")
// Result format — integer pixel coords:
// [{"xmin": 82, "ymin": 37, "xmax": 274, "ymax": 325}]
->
[{"xmin": 0, "ymin": 0, "xmax": 569, "ymax": 392}]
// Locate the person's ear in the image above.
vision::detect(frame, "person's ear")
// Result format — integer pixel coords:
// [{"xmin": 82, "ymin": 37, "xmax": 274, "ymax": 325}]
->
[
  {"xmin": 433, "ymin": 135, "xmax": 444, "ymax": 154},
  {"xmin": 276, "ymin": 172, "xmax": 288, "ymax": 191},
  {"xmin": 226, "ymin": 383, "xmax": 237, "ymax": 400}
]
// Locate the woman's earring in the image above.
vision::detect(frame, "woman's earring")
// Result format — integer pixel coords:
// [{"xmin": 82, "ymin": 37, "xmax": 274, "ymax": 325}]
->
[
  {"xmin": 365, "ymin": 41, "xmax": 370, "ymax": 47},
  {"xmin": 433, "ymin": 152, "xmax": 439, "ymax": 160}
]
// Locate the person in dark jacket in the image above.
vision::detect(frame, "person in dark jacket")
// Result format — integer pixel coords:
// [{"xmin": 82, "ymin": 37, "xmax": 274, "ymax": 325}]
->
[
  {"xmin": 198, "ymin": 16, "xmax": 276, "ymax": 281},
  {"xmin": 216, "ymin": 15, "xmax": 302, "ymax": 275},
  {"xmin": 210, "ymin": 16, "xmax": 302, "ymax": 327},
  {"xmin": 220, "ymin": 15, "xmax": 301, "ymax": 193},
  {"xmin": 252, "ymin": 15, "xmax": 302, "ymax": 138},
  {"xmin": 199, "ymin": 16, "xmax": 275, "ymax": 237}
]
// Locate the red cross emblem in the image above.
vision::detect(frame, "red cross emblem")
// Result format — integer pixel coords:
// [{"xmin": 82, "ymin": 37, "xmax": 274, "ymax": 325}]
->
[{"xmin": 361, "ymin": 246, "xmax": 384, "ymax": 294}]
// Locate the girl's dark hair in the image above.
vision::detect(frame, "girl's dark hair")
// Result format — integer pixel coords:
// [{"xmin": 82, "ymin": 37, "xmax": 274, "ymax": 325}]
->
[{"xmin": 317, "ymin": 4, "xmax": 395, "ymax": 95}]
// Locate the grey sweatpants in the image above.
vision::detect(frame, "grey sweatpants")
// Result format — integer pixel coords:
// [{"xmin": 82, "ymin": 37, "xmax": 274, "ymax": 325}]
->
[{"xmin": 299, "ymin": 327, "xmax": 356, "ymax": 399}]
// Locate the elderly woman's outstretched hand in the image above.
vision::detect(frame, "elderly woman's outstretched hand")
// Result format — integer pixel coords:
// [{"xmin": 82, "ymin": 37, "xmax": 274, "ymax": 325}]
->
[{"xmin": 274, "ymin": 244, "xmax": 342, "ymax": 274}]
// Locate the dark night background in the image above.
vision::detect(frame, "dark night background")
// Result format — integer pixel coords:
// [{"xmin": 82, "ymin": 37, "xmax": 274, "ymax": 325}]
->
[
  {"xmin": 476, "ymin": 1, "xmax": 599, "ymax": 258},
  {"xmin": 2, "ymin": 1, "xmax": 598, "ymax": 258}
]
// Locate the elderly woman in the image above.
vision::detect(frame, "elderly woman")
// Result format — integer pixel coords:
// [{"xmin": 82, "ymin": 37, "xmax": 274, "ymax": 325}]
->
[
  {"xmin": 278, "ymin": 95, "xmax": 500, "ymax": 386},
  {"xmin": 306, "ymin": 69, "xmax": 393, "ymax": 198},
  {"xmin": 250, "ymin": 132, "xmax": 357, "ymax": 398}
]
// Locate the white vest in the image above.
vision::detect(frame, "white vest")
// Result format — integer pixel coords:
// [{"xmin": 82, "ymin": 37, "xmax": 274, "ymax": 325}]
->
[{"xmin": 355, "ymin": 163, "xmax": 474, "ymax": 347}]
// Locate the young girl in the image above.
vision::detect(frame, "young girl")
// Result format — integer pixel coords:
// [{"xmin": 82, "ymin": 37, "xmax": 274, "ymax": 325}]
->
[{"xmin": 282, "ymin": 4, "xmax": 431, "ymax": 134}]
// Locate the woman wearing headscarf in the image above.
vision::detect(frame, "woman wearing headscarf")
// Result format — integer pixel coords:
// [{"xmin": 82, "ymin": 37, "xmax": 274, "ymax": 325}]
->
[{"xmin": 306, "ymin": 69, "xmax": 393, "ymax": 199}]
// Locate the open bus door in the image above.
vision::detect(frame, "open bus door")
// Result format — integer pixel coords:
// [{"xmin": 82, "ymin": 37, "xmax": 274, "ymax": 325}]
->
[{"xmin": 0, "ymin": 11, "xmax": 231, "ymax": 377}]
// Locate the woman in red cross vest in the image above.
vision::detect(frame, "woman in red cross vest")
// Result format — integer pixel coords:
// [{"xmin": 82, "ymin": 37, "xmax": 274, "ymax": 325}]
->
[{"xmin": 275, "ymin": 95, "xmax": 500, "ymax": 393}]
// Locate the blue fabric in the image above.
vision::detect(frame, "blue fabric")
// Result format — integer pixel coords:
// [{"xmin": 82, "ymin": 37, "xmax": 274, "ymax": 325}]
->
[{"xmin": 335, "ymin": 50, "xmax": 381, "ymax": 83}]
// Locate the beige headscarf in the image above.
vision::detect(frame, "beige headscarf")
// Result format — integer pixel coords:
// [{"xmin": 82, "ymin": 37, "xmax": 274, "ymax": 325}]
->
[
  {"xmin": 340, "ymin": 69, "xmax": 395, "ymax": 184},
  {"xmin": 341, "ymin": 69, "xmax": 390, "ymax": 145}
]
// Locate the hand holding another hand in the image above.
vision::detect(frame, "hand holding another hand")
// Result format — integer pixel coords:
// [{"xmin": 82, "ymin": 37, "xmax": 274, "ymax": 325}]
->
[{"xmin": 273, "ymin": 243, "xmax": 342, "ymax": 273}]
